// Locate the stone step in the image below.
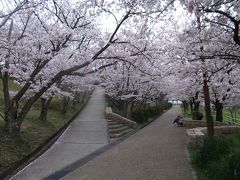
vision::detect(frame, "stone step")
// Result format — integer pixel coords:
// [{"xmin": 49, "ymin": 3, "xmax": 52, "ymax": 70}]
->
[
  {"xmin": 109, "ymin": 126, "xmax": 130, "ymax": 134},
  {"xmin": 109, "ymin": 129, "xmax": 133, "ymax": 139},
  {"xmin": 107, "ymin": 119, "xmax": 118, "ymax": 123},
  {"xmin": 109, "ymin": 138, "xmax": 118, "ymax": 143},
  {"xmin": 108, "ymin": 124, "xmax": 125, "ymax": 129},
  {"xmin": 109, "ymin": 133, "xmax": 121, "ymax": 139},
  {"xmin": 107, "ymin": 121, "xmax": 119, "ymax": 125}
]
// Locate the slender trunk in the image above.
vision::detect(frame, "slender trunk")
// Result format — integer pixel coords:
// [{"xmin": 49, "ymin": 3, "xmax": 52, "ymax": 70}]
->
[
  {"xmin": 139, "ymin": 101, "xmax": 144, "ymax": 110},
  {"xmin": 203, "ymin": 75, "xmax": 214, "ymax": 137},
  {"xmin": 61, "ymin": 96, "xmax": 70, "ymax": 114},
  {"xmin": 39, "ymin": 98, "xmax": 47, "ymax": 121},
  {"xmin": 192, "ymin": 92, "xmax": 200, "ymax": 120},
  {"xmin": 72, "ymin": 98, "xmax": 77, "ymax": 110},
  {"xmin": 215, "ymin": 99, "xmax": 223, "ymax": 122},
  {"xmin": 182, "ymin": 101, "xmax": 189, "ymax": 112},
  {"xmin": 84, "ymin": 93, "xmax": 88, "ymax": 103},
  {"xmin": 143, "ymin": 101, "xmax": 147, "ymax": 110},
  {"xmin": 190, "ymin": 100, "xmax": 193, "ymax": 117},
  {"xmin": 191, "ymin": 98, "xmax": 197, "ymax": 120},
  {"xmin": 230, "ymin": 109, "xmax": 234, "ymax": 122},
  {"xmin": 39, "ymin": 97, "xmax": 52, "ymax": 121},
  {"xmin": 194, "ymin": 100, "xmax": 200, "ymax": 112},
  {"xmin": 72, "ymin": 93, "xmax": 79, "ymax": 110},
  {"xmin": 81, "ymin": 93, "xmax": 86, "ymax": 104},
  {"xmin": 76, "ymin": 93, "xmax": 81, "ymax": 104},
  {"xmin": 234, "ymin": 107, "xmax": 237, "ymax": 120},
  {"xmin": 130, "ymin": 101, "xmax": 135, "ymax": 113},
  {"xmin": 230, "ymin": 107, "xmax": 237, "ymax": 122},
  {"xmin": 123, "ymin": 101, "xmax": 128, "ymax": 117}
]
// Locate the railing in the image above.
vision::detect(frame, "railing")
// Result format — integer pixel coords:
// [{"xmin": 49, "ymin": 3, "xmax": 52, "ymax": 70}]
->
[{"xmin": 105, "ymin": 107, "xmax": 137, "ymax": 129}]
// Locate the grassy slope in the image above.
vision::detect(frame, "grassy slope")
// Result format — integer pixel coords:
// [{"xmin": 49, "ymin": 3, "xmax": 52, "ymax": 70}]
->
[{"xmin": 0, "ymin": 81, "xmax": 88, "ymax": 174}]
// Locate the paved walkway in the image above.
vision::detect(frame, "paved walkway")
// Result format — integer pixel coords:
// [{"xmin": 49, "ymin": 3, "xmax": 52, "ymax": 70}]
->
[
  {"xmin": 11, "ymin": 87, "xmax": 108, "ymax": 180},
  {"xmin": 61, "ymin": 105, "xmax": 194, "ymax": 180}
]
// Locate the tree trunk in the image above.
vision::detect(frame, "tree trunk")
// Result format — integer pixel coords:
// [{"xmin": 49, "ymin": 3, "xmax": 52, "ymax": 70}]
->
[
  {"xmin": 61, "ymin": 96, "xmax": 70, "ymax": 114},
  {"xmin": 130, "ymin": 101, "xmax": 135, "ymax": 113},
  {"xmin": 182, "ymin": 101, "xmax": 189, "ymax": 112},
  {"xmin": 190, "ymin": 100, "xmax": 193, "ymax": 116},
  {"xmin": 203, "ymin": 75, "xmax": 214, "ymax": 137},
  {"xmin": 123, "ymin": 101, "xmax": 128, "ymax": 117},
  {"xmin": 230, "ymin": 107, "xmax": 237, "ymax": 122},
  {"xmin": 72, "ymin": 93, "xmax": 79, "ymax": 110},
  {"xmin": 4, "ymin": 104, "xmax": 21, "ymax": 135},
  {"xmin": 39, "ymin": 97, "xmax": 52, "ymax": 121},
  {"xmin": 191, "ymin": 98, "xmax": 197, "ymax": 119},
  {"xmin": 72, "ymin": 99, "xmax": 77, "ymax": 110},
  {"xmin": 4, "ymin": 99, "xmax": 22, "ymax": 135},
  {"xmin": 192, "ymin": 93, "xmax": 200, "ymax": 120},
  {"xmin": 193, "ymin": 100, "xmax": 200, "ymax": 112},
  {"xmin": 81, "ymin": 93, "xmax": 86, "ymax": 104},
  {"xmin": 215, "ymin": 99, "xmax": 223, "ymax": 122},
  {"xmin": 5, "ymin": 115, "xmax": 21, "ymax": 135}
]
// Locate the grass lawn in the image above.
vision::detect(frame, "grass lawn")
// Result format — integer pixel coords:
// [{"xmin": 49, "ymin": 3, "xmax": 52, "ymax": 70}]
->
[
  {"xmin": 182, "ymin": 106, "xmax": 240, "ymax": 123},
  {"xmin": 0, "ymin": 80, "xmax": 90, "ymax": 175}
]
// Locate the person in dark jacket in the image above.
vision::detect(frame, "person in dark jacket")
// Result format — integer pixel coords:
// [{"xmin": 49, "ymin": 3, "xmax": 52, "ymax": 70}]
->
[{"xmin": 172, "ymin": 115, "xmax": 183, "ymax": 127}]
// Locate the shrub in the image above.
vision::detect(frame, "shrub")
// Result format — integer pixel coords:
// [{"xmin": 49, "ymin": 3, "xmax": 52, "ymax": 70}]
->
[
  {"xmin": 191, "ymin": 137, "xmax": 231, "ymax": 168},
  {"xmin": 105, "ymin": 95, "xmax": 172, "ymax": 124},
  {"xmin": 130, "ymin": 103, "xmax": 171, "ymax": 123},
  {"xmin": 131, "ymin": 109, "xmax": 148, "ymax": 123}
]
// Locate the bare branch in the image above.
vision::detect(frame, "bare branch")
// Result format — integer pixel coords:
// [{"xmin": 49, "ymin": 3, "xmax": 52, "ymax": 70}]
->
[{"xmin": 0, "ymin": 0, "xmax": 28, "ymax": 28}]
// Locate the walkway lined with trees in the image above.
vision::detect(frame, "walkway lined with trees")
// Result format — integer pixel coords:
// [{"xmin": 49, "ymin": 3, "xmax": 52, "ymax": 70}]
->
[
  {"xmin": 11, "ymin": 87, "xmax": 108, "ymax": 180},
  {"xmin": 0, "ymin": 0, "xmax": 240, "ymax": 179},
  {"xmin": 55, "ymin": 106, "xmax": 194, "ymax": 180}
]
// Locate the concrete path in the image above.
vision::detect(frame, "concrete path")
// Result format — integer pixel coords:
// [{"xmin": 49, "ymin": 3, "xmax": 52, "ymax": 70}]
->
[
  {"xmin": 11, "ymin": 86, "xmax": 108, "ymax": 180},
  {"xmin": 61, "ymin": 105, "xmax": 194, "ymax": 180}
]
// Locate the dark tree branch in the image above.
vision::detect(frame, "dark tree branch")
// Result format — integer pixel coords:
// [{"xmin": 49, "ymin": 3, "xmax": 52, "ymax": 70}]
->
[
  {"xmin": 70, "ymin": 61, "xmax": 117, "ymax": 77},
  {"xmin": 0, "ymin": 0, "xmax": 28, "ymax": 28},
  {"xmin": 202, "ymin": 7, "xmax": 240, "ymax": 46},
  {"xmin": 15, "ymin": 14, "xmax": 31, "ymax": 42}
]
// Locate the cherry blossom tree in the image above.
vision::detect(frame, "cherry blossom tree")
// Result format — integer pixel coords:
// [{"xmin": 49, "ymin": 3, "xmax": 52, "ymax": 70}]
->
[
  {"xmin": 161, "ymin": 2, "xmax": 240, "ymax": 136},
  {"xmin": 183, "ymin": 0, "xmax": 240, "ymax": 46},
  {"xmin": 0, "ymin": 0, "xmax": 177, "ymax": 135}
]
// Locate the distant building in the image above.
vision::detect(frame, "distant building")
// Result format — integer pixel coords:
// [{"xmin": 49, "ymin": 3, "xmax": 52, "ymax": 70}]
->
[{"xmin": 168, "ymin": 100, "xmax": 182, "ymax": 105}]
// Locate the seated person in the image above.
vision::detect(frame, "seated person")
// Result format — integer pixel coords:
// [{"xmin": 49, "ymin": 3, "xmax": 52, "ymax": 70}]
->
[{"xmin": 172, "ymin": 115, "xmax": 183, "ymax": 127}]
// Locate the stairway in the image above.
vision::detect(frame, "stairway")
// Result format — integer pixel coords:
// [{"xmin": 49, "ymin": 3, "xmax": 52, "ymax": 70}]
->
[{"xmin": 107, "ymin": 119, "xmax": 134, "ymax": 142}]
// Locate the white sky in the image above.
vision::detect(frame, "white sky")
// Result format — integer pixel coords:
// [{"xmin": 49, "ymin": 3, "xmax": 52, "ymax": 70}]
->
[
  {"xmin": 99, "ymin": 13, "xmax": 117, "ymax": 32},
  {"xmin": 0, "ymin": 0, "xmax": 194, "ymax": 37}
]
